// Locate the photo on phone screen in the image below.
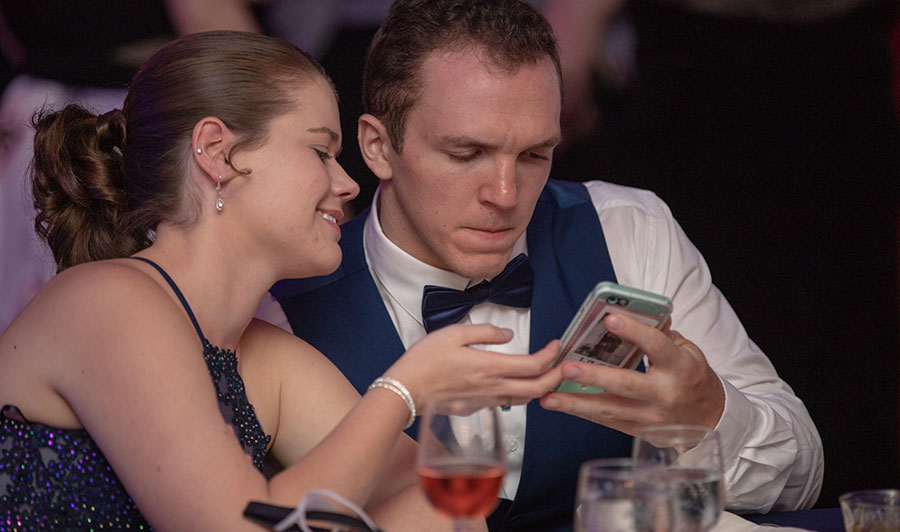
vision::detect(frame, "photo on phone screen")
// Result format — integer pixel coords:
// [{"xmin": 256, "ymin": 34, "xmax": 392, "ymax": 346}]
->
[{"xmin": 554, "ymin": 282, "xmax": 672, "ymax": 393}]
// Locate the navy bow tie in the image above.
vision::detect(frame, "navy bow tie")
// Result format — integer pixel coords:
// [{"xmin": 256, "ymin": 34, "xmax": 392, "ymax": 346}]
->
[{"xmin": 421, "ymin": 253, "xmax": 534, "ymax": 333}]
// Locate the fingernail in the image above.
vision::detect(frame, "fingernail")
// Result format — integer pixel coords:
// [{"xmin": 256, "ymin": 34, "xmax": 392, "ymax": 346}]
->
[
  {"xmin": 500, "ymin": 327, "xmax": 514, "ymax": 338},
  {"xmin": 607, "ymin": 314, "xmax": 624, "ymax": 330},
  {"xmin": 543, "ymin": 397, "xmax": 560, "ymax": 409},
  {"xmin": 563, "ymin": 365, "xmax": 581, "ymax": 379}
]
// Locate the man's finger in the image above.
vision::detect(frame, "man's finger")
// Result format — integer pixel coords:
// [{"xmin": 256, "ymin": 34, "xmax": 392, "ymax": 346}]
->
[
  {"xmin": 557, "ymin": 361, "xmax": 650, "ymax": 400},
  {"xmin": 605, "ymin": 313, "xmax": 676, "ymax": 368}
]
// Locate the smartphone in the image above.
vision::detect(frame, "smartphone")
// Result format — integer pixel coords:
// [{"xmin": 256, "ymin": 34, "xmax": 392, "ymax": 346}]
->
[{"xmin": 553, "ymin": 281, "xmax": 673, "ymax": 393}]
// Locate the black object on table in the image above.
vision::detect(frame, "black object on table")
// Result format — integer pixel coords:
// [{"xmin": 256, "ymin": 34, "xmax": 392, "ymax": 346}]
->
[{"xmin": 243, "ymin": 501, "xmax": 385, "ymax": 532}]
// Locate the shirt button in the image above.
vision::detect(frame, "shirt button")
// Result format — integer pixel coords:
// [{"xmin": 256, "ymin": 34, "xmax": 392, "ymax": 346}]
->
[{"xmin": 505, "ymin": 436, "xmax": 518, "ymax": 453}]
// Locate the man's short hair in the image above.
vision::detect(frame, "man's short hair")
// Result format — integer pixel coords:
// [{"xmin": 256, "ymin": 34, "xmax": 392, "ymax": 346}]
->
[{"xmin": 362, "ymin": 0, "xmax": 562, "ymax": 152}]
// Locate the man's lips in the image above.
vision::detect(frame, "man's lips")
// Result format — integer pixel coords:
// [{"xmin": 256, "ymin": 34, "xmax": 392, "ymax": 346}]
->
[
  {"xmin": 466, "ymin": 226, "xmax": 512, "ymax": 232},
  {"xmin": 463, "ymin": 226, "xmax": 516, "ymax": 239}
]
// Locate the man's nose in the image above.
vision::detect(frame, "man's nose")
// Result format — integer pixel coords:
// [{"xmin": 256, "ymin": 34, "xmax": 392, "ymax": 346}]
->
[{"xmin": 479, "ymin": 159, "xmax": 518, "ymax": 209}]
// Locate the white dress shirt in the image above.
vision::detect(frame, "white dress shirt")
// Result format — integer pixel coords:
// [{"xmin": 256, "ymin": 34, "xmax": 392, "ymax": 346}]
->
[
  {"xmin": 363, "ymin": 188, "xmax": 532, "ymax": 500},
  {"xmin": 257, "ymin": 179, "xmax": 824, "ymax": 512}
]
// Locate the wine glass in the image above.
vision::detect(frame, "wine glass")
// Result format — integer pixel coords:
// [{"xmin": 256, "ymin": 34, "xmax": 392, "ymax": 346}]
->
[
  {"xmin": 632, "ymin": 425, "xmax": 724, "ymax": 532},
  {"xmin": 418, "ymin": 397, "xmax": 506, "ymax": 531},
  {"xmin": 575, "ymin": 457, "xmax": 672, "ymax": 532}
]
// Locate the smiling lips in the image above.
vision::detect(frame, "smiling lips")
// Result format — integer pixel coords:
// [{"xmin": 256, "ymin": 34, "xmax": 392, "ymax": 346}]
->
[{"xmin": 317, "ymin": 210, "xmax": 339, "ymax": 224}]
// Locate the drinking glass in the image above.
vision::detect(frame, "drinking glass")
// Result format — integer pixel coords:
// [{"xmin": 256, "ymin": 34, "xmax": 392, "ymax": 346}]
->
[
  {"xmin": 575, "ymin": 458, "xmax": 672, "ymax": 532},
  {"xmin": 418, "ymin": 397, "xmax": 506, "ymax": 531},
  {"xmin": 839, "ymin": 489, "xmax": 900, "ymax": 532},
  {"xmin": 632, "ymin": 425, "xmax": 724, "ymax": 532}
]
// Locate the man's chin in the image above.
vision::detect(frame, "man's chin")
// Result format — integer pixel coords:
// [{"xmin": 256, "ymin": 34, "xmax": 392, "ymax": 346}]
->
[{"xmin": 445, "ymin": 250, "xmax": 516, "ymax": 280}]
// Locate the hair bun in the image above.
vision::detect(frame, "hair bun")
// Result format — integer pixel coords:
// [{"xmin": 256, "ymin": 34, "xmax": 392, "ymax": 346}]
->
[
  {"xmin": 96, "ymin": 108, "xmax": 127, "ymax": 154},
  {"xmin": 31, "ymin": 104, "xmax": 138, "ymax": 271}
]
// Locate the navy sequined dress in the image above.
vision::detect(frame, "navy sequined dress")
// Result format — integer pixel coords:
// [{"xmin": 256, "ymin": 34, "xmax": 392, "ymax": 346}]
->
[{"xmin": 0, "ymin": 257, "xmax": 272, "ymax": 531}]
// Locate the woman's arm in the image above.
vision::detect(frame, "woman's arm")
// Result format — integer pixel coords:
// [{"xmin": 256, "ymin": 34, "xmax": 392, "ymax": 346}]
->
[
  {"xmin": 163, "ymin": 0, "xmax": 262, "ymax": 34},
  {"xmin": 242, "ymin": 319, "xmax": 557, "ymax": 530},
  {"xmin": 368, "ymin": 484, "xmax": 488, "ymax": 532},
  {"xmin": 241, "ymin": 324, "xmax": 472, "ymax": 531}
]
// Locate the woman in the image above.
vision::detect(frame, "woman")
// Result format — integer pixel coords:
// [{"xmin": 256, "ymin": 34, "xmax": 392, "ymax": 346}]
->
[{"xmin": 0, "ymin": 31, "xmax": 562, "ymax": 531}]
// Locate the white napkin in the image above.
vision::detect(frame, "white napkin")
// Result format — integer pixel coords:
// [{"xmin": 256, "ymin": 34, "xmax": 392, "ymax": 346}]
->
[{"xmin": 712, "ymin": 511, "xmax": 814, "ymax": 532}]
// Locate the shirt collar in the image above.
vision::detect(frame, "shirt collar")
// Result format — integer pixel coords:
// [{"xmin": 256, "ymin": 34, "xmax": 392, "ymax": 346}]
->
[{"xmin": 364, "ymin": 186, "xmax": 527, "ymax": 327}]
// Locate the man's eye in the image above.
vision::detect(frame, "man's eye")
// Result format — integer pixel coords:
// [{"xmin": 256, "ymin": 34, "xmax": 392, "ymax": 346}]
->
[
  {"xmin": 528, "ymin": 151, "xmax": 550, "ymax": 161},
  {"xmin": 314, "ymin": 149, "xmax": 333, "ymax": 161},
  {"xmin": 449, "ymin": 151, "xmax": 479, "ymax": 162}
]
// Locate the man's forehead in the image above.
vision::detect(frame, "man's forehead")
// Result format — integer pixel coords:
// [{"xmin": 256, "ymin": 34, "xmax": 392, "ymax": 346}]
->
[
  {"xmin": 420, "ymin": 43, "xmax": 556, "ymax": 79},
  {"xmin": 417, "ymin": 48, "xmax": 560, "ymax": 104},
  {"xmin": 408, "ymin": 56, "xmax": 561, "ymax": 147}
]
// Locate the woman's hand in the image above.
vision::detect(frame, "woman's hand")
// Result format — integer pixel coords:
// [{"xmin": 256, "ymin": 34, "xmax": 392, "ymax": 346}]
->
[{"xmin": 384, "ymin": 324, "xmax": 563, "ymax": 409}]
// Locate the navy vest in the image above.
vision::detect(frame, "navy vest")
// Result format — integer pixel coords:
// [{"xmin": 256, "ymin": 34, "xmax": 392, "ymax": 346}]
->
[{"xmin": 273, "ymin": 180, "xmax": 631, "ymax": 532}]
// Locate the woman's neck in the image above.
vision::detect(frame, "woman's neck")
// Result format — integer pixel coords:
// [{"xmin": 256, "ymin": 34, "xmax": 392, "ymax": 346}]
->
[{"xmin": 136, "ymin": 221, "xmax": 281, "ymax": 351}]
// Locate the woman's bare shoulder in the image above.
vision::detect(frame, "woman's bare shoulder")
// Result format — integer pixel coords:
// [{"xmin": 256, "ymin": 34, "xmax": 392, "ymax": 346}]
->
[
  {"xmin": 0, "ymin": 259, "xmax": 201, "ymax": 427},
  {"xmin": 52, "ymin": 259, "xmax": 176, "ymax": 311},
  {"xmin": 239, "ymin": 318, "xmax": 324, "ymax": 370},
  {"xmin": 3, "ymin": 259, "xmax": 194, "ymax": 360}
]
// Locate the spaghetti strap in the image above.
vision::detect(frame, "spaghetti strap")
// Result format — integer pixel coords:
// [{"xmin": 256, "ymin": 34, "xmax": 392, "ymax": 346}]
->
[{"xmin": 128, "ymin": 256, "xmax": 207, "ymax": 345}]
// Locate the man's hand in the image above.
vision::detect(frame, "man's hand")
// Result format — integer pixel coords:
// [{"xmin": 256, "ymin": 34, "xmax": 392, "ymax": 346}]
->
[{"xmin": 539, "ymin": 313, "xmax": 725, "ymax": 435}]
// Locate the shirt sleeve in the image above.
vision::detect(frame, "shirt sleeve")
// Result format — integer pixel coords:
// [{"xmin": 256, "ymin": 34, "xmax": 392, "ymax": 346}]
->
[{"xmin": 585, "ymin": 180, "xmax": 824, "ymax": 513}]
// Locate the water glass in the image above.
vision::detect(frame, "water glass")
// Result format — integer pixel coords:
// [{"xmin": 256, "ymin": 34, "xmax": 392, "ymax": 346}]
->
[
  {"xmin": 575, "ymin": 458, "xmax": 671, "ymax": 532},
  {"xmin": 839, "ymin": 489, "xmax": 900, "ymax": 532},
  {"xmin": 632, "ymin": 425, "xmax": 724, "ymax": 532}
]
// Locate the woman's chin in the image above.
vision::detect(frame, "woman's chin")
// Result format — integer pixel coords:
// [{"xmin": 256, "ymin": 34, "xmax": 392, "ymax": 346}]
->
[{"xmin": 292, "ymin": 253, "xmax": 342, "ymax": 279}]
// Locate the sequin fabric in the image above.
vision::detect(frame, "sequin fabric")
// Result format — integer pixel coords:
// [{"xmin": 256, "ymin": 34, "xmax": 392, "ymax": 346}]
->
[
  {"xmin": 0, "ymin": 405, "xmax": 150, "ymax": 531},
  {"xmin": 1, "ymin": 258, "xmax": 272, "ymax": 531},
  {"xmin": 0, "ymin": 342, "xmax": 271, "ymax": 531},
  {"xmin": 203, "ymin": 341, "xmax": 271, "ymax": 470}
]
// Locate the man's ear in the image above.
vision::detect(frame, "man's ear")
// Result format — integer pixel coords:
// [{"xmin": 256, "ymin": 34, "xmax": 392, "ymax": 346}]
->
[
  {"xmin": 358, "ymin": 113, "xmax": 394, "ymax": 181},
  {"xmin": 191, "ymin": 117, "xmax": 236, "ymax": 184}
]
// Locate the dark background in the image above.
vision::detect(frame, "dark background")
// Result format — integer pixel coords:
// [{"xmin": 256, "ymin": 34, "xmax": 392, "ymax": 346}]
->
[{"xmin": 549, "ymin": 1, "xmax": 900, "ymax": 509}]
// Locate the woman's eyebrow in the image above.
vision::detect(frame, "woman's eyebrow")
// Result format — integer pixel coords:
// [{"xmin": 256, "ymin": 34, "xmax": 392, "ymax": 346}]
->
[{"xmin": 307, "ymin": 126, "xmax": 340, "ymax": 143}]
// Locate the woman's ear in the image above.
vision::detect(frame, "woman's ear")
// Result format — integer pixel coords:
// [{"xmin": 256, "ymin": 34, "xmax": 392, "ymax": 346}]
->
[
  {"xmin": 357, "ymin": 113, "xmax": 394, "ymax": 181},
  {"xmin": 191, "ymin": 117, "xmax": 236, "ymax": 183}
]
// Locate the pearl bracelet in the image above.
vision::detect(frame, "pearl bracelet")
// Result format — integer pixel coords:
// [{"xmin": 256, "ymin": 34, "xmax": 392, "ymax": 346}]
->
[{"xmin": 368, "ymin": 376, "xmax": 416, "ymax": 429}]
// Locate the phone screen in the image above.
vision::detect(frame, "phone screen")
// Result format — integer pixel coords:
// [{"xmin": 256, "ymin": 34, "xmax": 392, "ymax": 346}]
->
[
  {"xmin": 554, "ymin": 282, "xmax": 672, "ymax": 393},
  {"xmin": 565, "ymin": 304, "xmax": 662, "ymax": 369}
]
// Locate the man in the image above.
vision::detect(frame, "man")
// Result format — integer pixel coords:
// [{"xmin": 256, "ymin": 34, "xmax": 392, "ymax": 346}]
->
[{"xmin": 266, "ymin": 1, "xmax": 824, "ymax": 529}]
